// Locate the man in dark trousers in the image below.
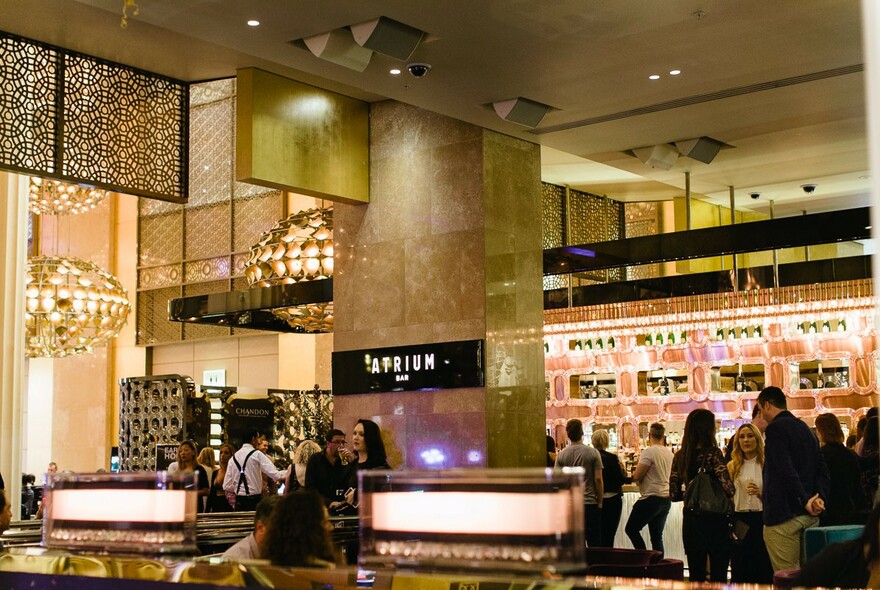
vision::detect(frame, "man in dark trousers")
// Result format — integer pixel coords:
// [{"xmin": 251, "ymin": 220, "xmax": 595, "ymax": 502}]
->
[
  {"xmin": 757, "ymin": 386, "xmax": 830, "ymax": 572},
  {"xmin": 305, "ymin": 429, "xmax": 351, "ymax": 514}
]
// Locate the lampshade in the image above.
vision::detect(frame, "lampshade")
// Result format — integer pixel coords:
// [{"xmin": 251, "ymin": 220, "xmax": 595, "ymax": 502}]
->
[
  {"xmin": 28, "ymin": 177, "xmax": 108, "ymax": 216},
  {"xmin": 25, "ymin": 255, "xmax": 132, "ymax": 358},
  {"xmin": 245, "ymin": 207, "xmax": 333, "ymax": 333}
]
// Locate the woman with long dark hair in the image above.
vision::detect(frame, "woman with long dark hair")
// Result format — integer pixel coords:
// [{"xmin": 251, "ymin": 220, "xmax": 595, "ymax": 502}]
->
[
  {"xmin": 814, "ymin": 413, "xmax": 866, "ymax": 525},
  {"xmin": 727, "ymin": 422, "xmax": 773, "ymax": 583},
  {"xmin": 207, "ymin": 443, "xmax": 236, "ymax": 512},
  {"xmin": 670, "ymin": 409, "xmax": 735, "ymax": 583},
  {"xmin": 343, "ymin": 419, "xmax": 390, "ymax": 506},
  {"xmin": 265, "ymin": 490, "xmax": 339, "ymax": 568}
]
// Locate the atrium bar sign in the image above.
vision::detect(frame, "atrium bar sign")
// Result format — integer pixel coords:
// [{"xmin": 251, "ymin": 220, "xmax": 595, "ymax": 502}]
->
[{"xmin": 332, "ymin": 340, "xmax": 484, "ymax": 395}]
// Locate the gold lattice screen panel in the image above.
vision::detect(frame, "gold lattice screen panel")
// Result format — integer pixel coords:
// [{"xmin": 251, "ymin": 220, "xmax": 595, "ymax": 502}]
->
[
  {"xmin": 118, "ymin": 375, "xmax": 192, "ymax": 471},
  {"xmin": 0, "ymin": 31, "xmax": 187, "ymax": 203}
]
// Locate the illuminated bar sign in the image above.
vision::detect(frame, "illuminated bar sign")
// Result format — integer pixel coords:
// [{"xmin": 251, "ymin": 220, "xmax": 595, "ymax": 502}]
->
[{"xmin": 332, "ymin": 340, "xmax": 484, "ymax": 395}]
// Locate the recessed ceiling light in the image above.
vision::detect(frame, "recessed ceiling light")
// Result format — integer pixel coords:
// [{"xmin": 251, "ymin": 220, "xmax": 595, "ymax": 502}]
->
[
  {"xmin": 389, "ymin": 68, "xmax": 401, "ymax": 75},
  {"xmin": 649, "ymin": 74, "xmax": 660, "ymax": 80},
  {"xmin": 247, "ymin": 19, "xmax": 260, "ymax": 27},
  {"xmin": 669, "ymin": 69, "xmax": 681, "ymax": 75}
]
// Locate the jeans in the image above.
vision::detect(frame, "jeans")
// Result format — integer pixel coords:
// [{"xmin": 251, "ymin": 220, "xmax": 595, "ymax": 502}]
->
[
  {"xmin": 584, "ymin": 503, "xmax": 603, "ymax": 547},
  {"xmin": 624, "ymin": 495, "xmax": 671, "ymax": 556},
  {"xmin": 683, "ymin": 511, "xmax": 731, "ymax": 583},
  {"xmin": 599, "ymin": 493, "xmax": 623, "ymax": 547}
]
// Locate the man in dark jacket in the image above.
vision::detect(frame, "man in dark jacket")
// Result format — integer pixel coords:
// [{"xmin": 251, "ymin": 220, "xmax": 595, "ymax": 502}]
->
[
  {"xmin": 757, "ymin": 386, "xmax": 830, "ymax": 572},
  {"xmin": 304, "ymin": 429, "xmax": 350, "ymax": 513}
]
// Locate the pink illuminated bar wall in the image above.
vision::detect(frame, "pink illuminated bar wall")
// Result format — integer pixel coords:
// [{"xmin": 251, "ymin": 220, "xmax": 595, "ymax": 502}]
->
[{"xmin": 544, "ymin": 279, "xmax": 879, "ymax": 449}]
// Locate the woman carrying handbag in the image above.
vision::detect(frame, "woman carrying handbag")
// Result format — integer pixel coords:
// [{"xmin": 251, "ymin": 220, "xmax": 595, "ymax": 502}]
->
[{"xmin": 670, "ymin": 409, "xmax": 736, "ymax": 583}]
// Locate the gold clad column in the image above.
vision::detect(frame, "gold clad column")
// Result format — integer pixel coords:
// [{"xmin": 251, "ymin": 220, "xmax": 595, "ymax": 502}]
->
[
  {"xmin": 333, "ymin": 102, "xmax": 545, "ymax": 468},
  {"xmin": 0, "ymin": 171, "xmax": 27, "ymax": 515}
]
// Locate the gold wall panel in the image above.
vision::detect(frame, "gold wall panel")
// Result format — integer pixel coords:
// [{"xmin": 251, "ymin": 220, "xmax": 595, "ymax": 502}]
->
[{"xmin": 236, "ymin": 68, "xmax": 369, "ymax": 204}]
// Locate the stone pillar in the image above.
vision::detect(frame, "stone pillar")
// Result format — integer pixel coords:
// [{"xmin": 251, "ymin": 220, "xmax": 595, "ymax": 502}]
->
[
  {"xmin": 0, "ymin": 172, "xmax": 27, "ymax": 514},
  {"xmin": 333, "ymin": 102, "xmax": 544, "ymax": 468}
]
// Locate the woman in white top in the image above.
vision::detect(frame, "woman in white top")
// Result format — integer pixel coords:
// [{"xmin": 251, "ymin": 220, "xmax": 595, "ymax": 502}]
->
[
  {"xmin": 727, "ymin": 423, "xmax": 773, "ymax": 584},
  {"xmin": 167, "ymin": 440, "xmax": 210, "ymax": 513}
]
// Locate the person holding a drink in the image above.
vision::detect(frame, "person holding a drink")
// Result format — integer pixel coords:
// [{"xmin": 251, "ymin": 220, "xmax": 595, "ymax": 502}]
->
[
  {"xmin": 727, "ymin": 422, "xmax": 773, "ymax": 584},
  {"xmin": 305, "ymin": 429, "xmax": 353, "ymax": 513}
]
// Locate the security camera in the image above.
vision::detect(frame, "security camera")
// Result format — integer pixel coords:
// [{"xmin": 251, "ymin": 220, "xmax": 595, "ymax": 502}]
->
[
  {"xmin": 750, "ymin": 192, "xmax": 760, "ymax": 200},
  {"xmin": 406, "ymin": 63, "xmax": 431, "ymax": 77},
  {"xmin": 801, "ymin": 184, "xmax": 817, "ymax": 194}
]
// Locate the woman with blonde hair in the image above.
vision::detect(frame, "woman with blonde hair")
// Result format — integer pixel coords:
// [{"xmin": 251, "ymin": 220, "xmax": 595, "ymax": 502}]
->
[
  {"xmin": 286, "ymin": 439, "xmax": 322, "ymax": 493},
  {"xmin": 167, "ymin": 440, "xmax": 210, "ymax": 512},
  {"xmin": 207, "ymin": 443, "xmax": 236, "ymax": 512},
  {"xmin": 727, "ymin": 422, "xmax": 772, "ymax": 583}
]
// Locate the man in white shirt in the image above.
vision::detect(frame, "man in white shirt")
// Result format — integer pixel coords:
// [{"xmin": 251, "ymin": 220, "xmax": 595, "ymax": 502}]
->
[
  {"xmin": 223, "ymin": 430, "xmax": 287, "ymax": 511},
  {"xmin": 222, "ymin": 495, "xmax": 279, "ymax": 561},
  {"xmin": 624, "ymin": 422, "xmax": 674, "ymax": 556}
]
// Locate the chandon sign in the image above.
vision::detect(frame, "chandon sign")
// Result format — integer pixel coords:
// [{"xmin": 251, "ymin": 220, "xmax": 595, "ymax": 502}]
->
[{"xmin": 332, "ymin": 340, "xmax": 484, "ymax": 395}]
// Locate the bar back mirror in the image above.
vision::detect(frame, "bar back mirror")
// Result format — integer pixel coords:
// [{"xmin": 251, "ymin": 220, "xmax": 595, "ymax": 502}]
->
[
  {"xmin": 569, "ymin": 372, "xmax": 616, "ymax": 399},
  {"xmin": 637, "ymin": 368, "xmax": 687, "ymax": 396},
  {"xmin": 708, "ymin": 362, "xmax": 766, "ymax": 393},
  {"xmin": 790, "ymin": 358, "xmax": 850, "ymax": 390}
]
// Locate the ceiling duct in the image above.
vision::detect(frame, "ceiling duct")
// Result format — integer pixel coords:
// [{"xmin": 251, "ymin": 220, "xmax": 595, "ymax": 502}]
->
[
  {"xmin": 675, "ymin": 136, "xmax": 725, "ymax": 164},
  {"xmin": 631, "ymin": 144, "xmax": 679, "ymax": 170},
  {"xmin": 350, "ymin": 17, "xmax": 425, "ymax": 60},
  {"xmin": 492, "ymin": 97, "xmax": 551, "ymax": 128},
  {"xmin": 303, "ymin": 29, "xmax": 372, "ymax": 71}
]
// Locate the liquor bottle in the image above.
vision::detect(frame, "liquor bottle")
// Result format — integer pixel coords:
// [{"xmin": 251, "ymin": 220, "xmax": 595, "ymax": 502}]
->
[
  {"xmin": 585, "ymin": 339, "xmax": 593, "ymax": 350},
  {"xmin": 667, "ymin": 332, "xmax": 676, "ymax": 345},
  {"xmin": 608, "ymin": 336, "xmax": 616, "ymax": 349},
  {"xmin": 838, "ymin": 317, "xmax": 847, "ymax": 332},
  {"xmin": 680, "ymin": 331, "xmax": 688, "ymax": 344},
  {"xmin": 822, "ymin": 321, "xmax": 831, "ymax": 333},
  {"xmin": 740, "ymin": 325, "xmax": 749, "ymax": 339},
  {"xmin": 544, "ymin": 342, "xmax": 550, "ymax": 354},
  {"xmin": 727, "ymin": 328, "xmax": 736, "ymax": 340},
  {"xmin": 716, "ymin": 328, "xmax": 725, "ymax": 341},
  {"xmin": 797, "ymin": 322, "xmax": 805, "ymax": 335},
  {"xmin": 816, "ymin": 362, "xmax": 824, "ymax": 389},
  {"xmin": 595, "ymin": 337, "xmax": 604, "ymax": 350},
  {"xmin": 591, "ymin": 375, "xmax": 599, "ymax": 398},
  {"xmin": 809, "ymin": 321, "xmax": 818, "ymax": 334},
  {"xmin": 658, "ymin": 371, "xmax": 669, "ymax": 395},
  {"xmin": 754, "ymin": 325, "xmax": 763, "ymax": 338},
  {"xmin": 574, "ymin": 340, "xmax": 582, "ymax": 352},
  {"xmin": 645, "ymin": 333, "xmax": 653, "ymax": 346},
  {"xmin": 735, "ymin": 363, "xmax": 746, "ymax": 392},
  {"xmin": 655, "ymin": 332, "xmax": 664, "ymax": 345}
]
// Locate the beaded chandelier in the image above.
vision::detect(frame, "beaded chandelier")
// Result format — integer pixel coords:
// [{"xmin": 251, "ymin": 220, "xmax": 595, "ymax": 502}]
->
[
  {"xmin": 28, "ymin": 177, "xmax": 108, "ymax": 216},
  {"xmin": 25, "ymin": 256, "xmax": 132, "ymax": 357}
]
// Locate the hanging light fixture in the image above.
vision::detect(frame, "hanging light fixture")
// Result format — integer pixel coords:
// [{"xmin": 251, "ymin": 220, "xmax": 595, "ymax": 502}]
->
[
  {"xmin": 25, "ymin": 177, "xmax": 131, "ymax": 358},
  {"xmin": 244, "ymin": 208, "xmax": 333, "ymax": 333},
  {"xmin": 25, "ymin": 256, "xmax": 132, "ymax": 358},
  {"xmin": 28, "ymin": 177, "xmax": 108, "ymax": 216}
]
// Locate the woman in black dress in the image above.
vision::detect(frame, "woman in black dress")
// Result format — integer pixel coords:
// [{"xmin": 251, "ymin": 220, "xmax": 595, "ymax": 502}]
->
[
  {"xmin": 343, "ymin": 419, "xmax": 391, "ymax": 508},
  {"xmin": 670, "ymin": 409, "xmax": 736, "ymax": 583},
  {"xmin": 815, "ymin": 413, "xmax": 867, "ymax": 525}
]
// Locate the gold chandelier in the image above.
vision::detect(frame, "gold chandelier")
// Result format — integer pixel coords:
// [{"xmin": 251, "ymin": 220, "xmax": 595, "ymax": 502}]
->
[
  {"xmin": 25, "ymin": 256, "xmax": 132, "ymax": 358},
  {"xmin": 244, "ymin": 208, "xmax": 333, "ymax": 333},
  {"xmin": 28, "ymin": 177, "xmax": 108, "ymax": 216}
]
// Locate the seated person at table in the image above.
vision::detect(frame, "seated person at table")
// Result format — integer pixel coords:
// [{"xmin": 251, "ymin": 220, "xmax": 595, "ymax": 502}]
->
[
  {"xmin": 221, "ymin": 495, "xmax": 280, "ymax": 561},
  {"xmin": 265, "ymin": 490, "xmax": 340, "ymax": 568}
]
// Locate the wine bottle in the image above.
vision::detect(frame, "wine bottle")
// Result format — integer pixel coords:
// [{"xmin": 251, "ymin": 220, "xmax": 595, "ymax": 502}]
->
[
  {"xmin": 740, "ymin": 325, "xmax": 749, "ymax": 339},
  {"xmin": 838, "ymin": 318, "xmax": 847, "ymax": 332},
  {"xmin": 574, "ymin": 340, "xmax": 582, "ymax": 352},
  {"xmin": 645, "ymin": 333, "xmax": 653, "ymax": 346},
  {"xmin": 754, "ymin": 325, "xmax": 763, "ymax": 338},
  {"xmin": 816, "ymin": 362, "xmax": 824, "ymax": 389},
  {"xmin": 716, "ymin": 328, "xmax": 725, "ymax": 341},
  {"xmin": 680, "ymin": 331, "xmax": 688, "ymax": 344},
  {"xmin": 667, "ymin": 332, "xmax": 676, "ymax": 345},
  {"xmin": 822, "ymin": 321, "xmax": 831, "ymax": 333},
  {"xmin": 655, "ymin": 332, "xmax": 664, "ymax": 345},
  {"xmin": 608, "ymin": 336, "xmax": 616, "ymax": 349},
  {"xmin": 809, "ymin": 321, "xmax": 818, "ymax": 334},
  {"xmin": 736, "ymin": 363, "xmax": 745, "ymax": 392},
  {"xmin": 595, "ymin": 337, "xmax": 603, "ymax": 350}
]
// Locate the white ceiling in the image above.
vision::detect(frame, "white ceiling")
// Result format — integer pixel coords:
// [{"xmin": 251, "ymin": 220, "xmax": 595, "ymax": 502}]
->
[{"xmin": 0, "ymin": 0, "xmax": 868, "ymax": 216}]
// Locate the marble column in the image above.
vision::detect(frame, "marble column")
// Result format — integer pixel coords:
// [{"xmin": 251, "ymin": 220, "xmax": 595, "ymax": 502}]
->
[
  {"xmin": 0, "ymin": 172, "xmax": 27, "ymax": 515},
  {"xmin": 333, "ymin": 102, "xmax": 545, "ymax": 468}
]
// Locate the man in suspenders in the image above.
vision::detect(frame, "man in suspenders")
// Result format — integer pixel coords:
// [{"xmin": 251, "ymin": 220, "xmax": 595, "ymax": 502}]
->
[{"xmin": 223, "ymin": 430, "xmax": 287, "ymax": 511}]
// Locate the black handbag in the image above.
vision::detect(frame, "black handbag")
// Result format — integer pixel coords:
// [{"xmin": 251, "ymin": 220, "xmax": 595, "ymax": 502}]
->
[{"xmin": 683, "ymin": 454, "xmax": 733, "ymax": 516}]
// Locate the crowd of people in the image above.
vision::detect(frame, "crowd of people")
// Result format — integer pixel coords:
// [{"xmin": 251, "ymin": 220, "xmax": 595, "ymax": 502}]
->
[
  {"xmin": 211, "ymin": 418, "xmax": 390, "ymax": 566},
  {"xmin": 555, "ymin": 390, "xmax": 878, "ymax": 586}
]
